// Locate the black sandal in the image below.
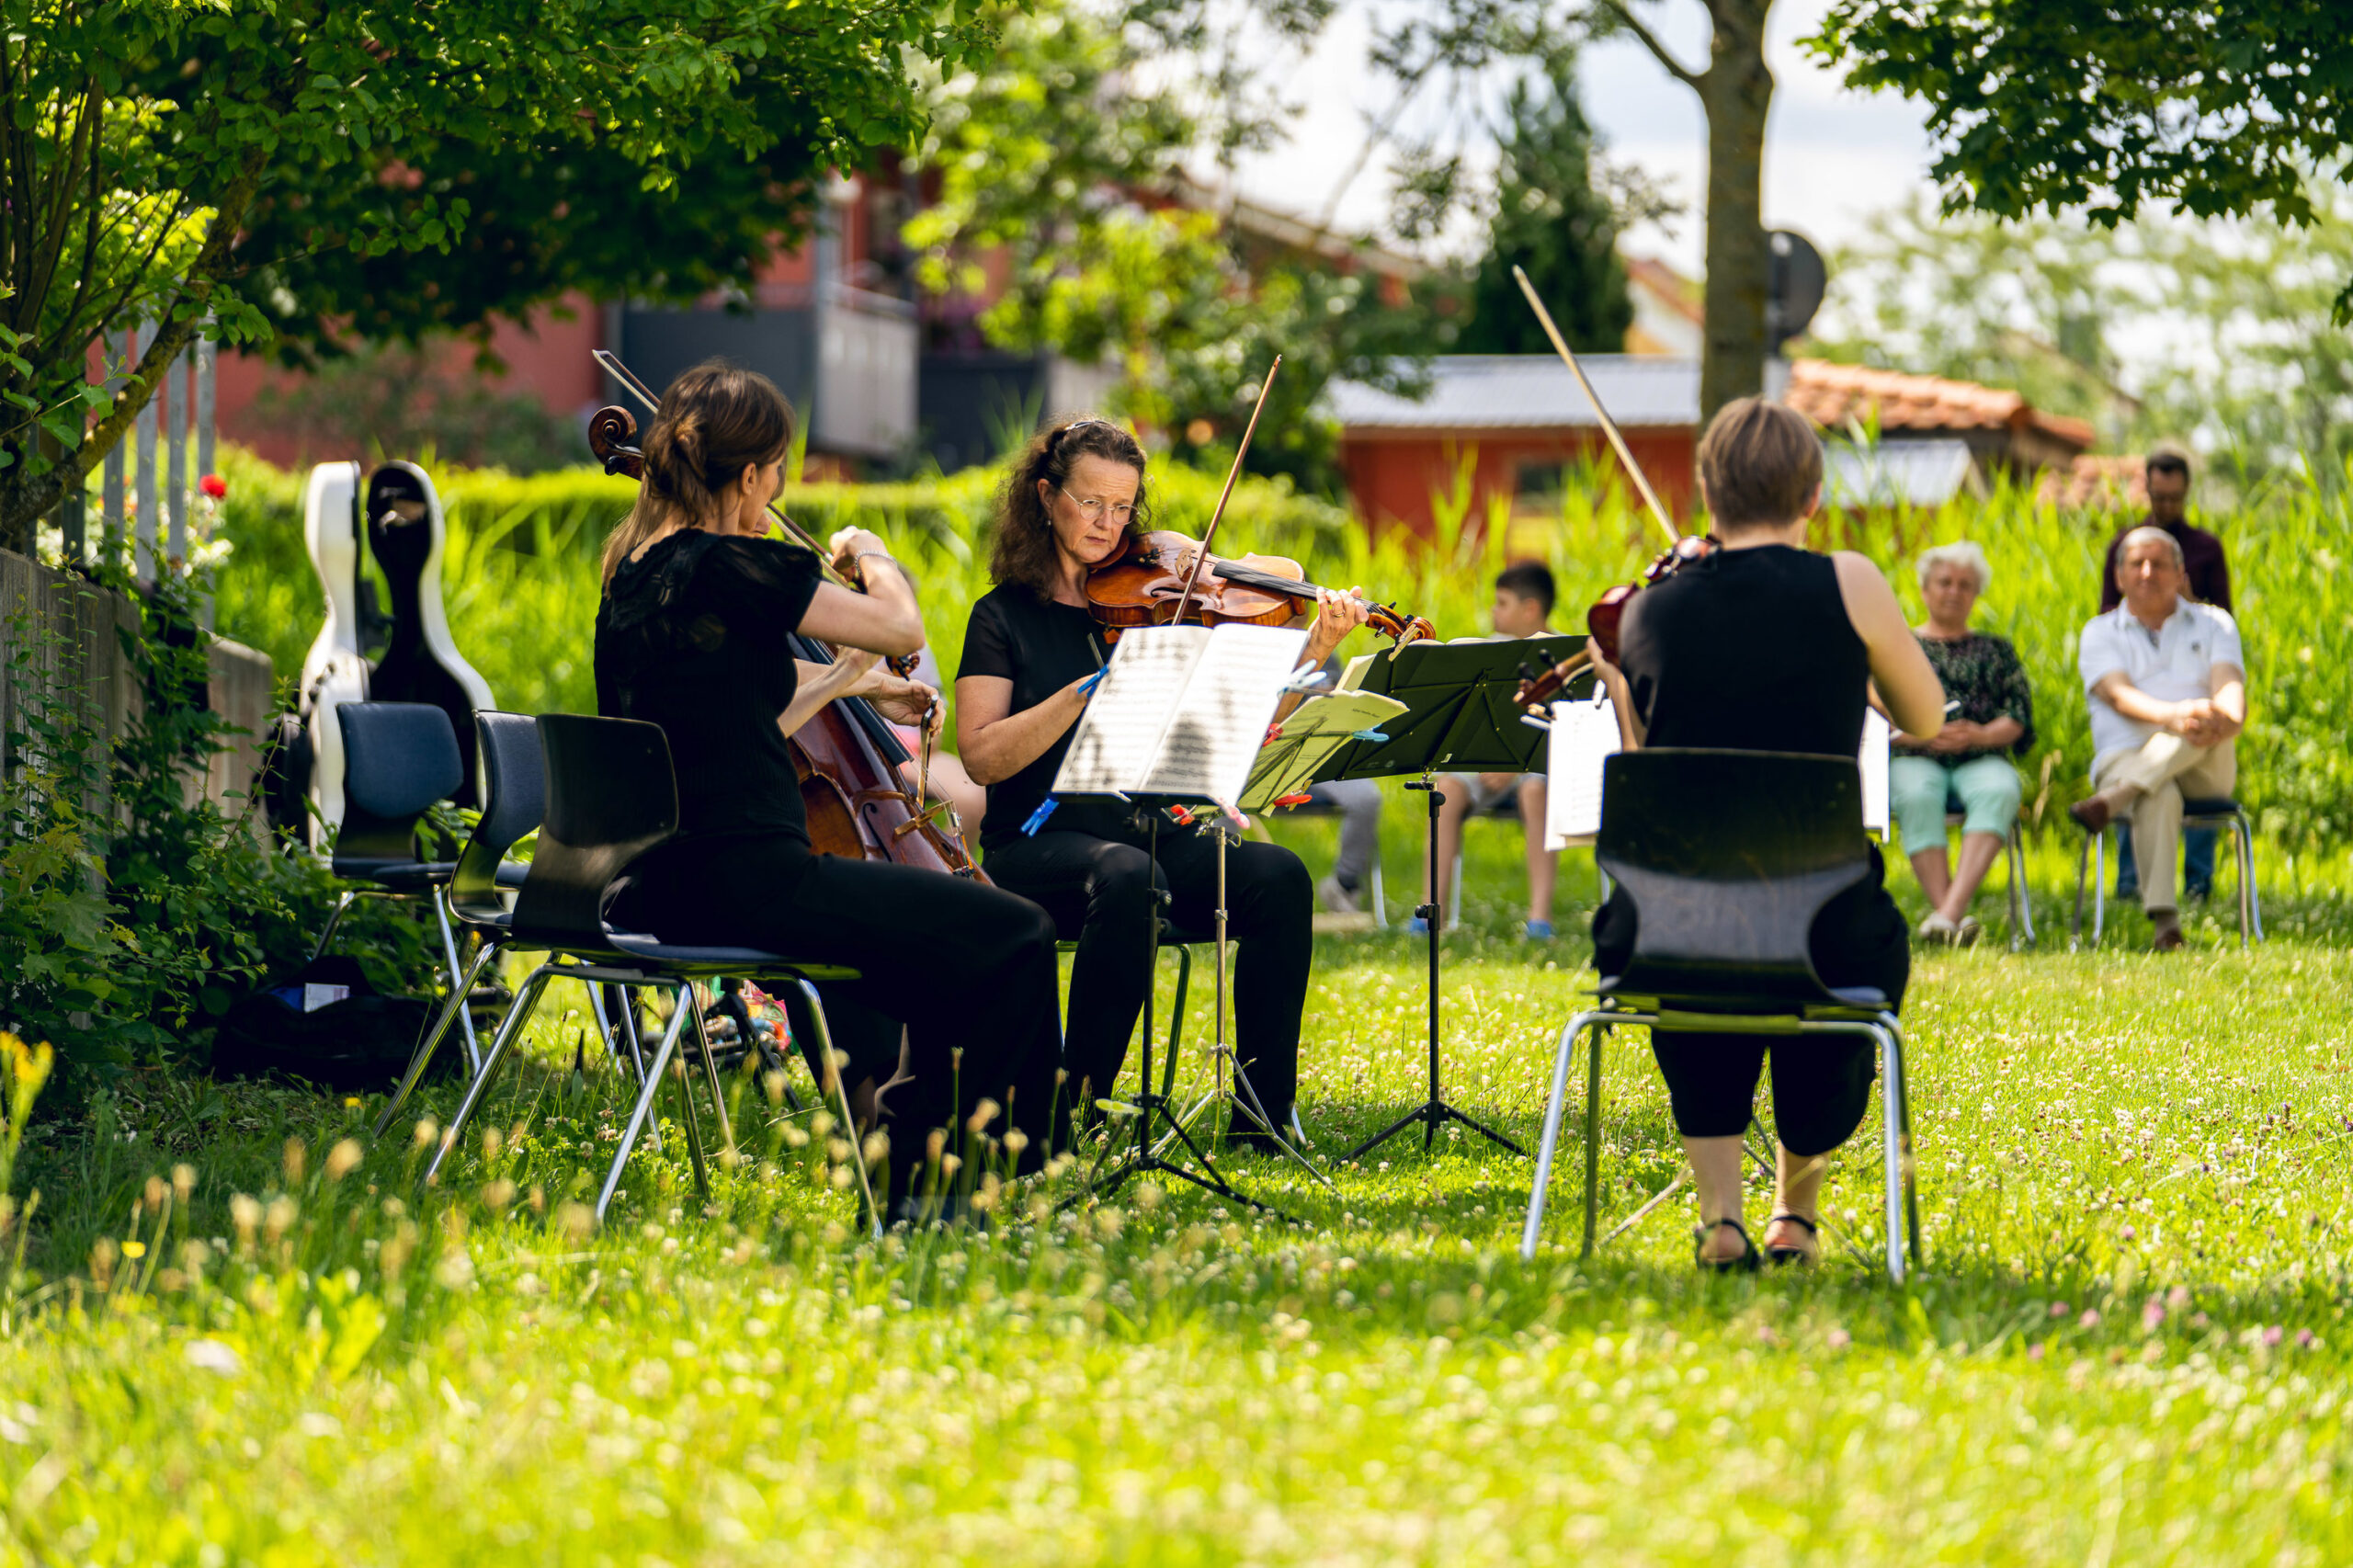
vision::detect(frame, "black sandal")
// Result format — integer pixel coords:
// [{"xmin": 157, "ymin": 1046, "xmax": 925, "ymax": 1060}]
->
[
  {"xmin": 1693, "ymin": 1218, "xmax": 1759, "ymax": 1273},
  {"xmin": 1765, "ymin": 1212, "xmax": 1819, "ymax": 1267}
]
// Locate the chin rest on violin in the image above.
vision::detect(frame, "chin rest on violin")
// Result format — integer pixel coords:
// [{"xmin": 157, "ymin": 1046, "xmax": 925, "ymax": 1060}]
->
[{"xmin": 1086, "ymin": 528, "xmax": 1435, "ymax": 646}]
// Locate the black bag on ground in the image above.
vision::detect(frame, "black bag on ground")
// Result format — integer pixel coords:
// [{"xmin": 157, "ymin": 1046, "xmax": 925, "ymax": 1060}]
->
[{"xmin": 210, "ymin": 955, "xmax": 445, "ymax": 1092}]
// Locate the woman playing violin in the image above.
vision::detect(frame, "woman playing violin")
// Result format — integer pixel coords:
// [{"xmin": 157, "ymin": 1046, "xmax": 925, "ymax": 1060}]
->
[
  {"xmin": 594, "ymin": 360, "xmax": 1064, "ymax": 1205},
  {"xmin": 954, "ymin": 416, "xmax": 1372, "ymax": 1147}
]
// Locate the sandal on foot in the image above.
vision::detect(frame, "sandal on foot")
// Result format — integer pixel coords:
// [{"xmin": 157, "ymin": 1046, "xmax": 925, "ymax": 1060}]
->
[
  {"xmin": 1765, "ymin": 1212, "xmax": 1819, "ymax": 1267},
  {"xmin": 1694, "ymin": 1218, "xmax": 1759, "ymax": 1273}
]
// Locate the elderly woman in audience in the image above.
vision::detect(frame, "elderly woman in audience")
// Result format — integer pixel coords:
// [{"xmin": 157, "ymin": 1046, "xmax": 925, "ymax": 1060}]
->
[{"xmin": 1889, "ymin": 541, "xmax": 2035, "ymax": 945}]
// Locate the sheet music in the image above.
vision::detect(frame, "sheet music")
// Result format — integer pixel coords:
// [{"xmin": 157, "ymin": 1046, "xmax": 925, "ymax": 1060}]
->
[
  {"xmin": 1239, "ymin": 689, "xmax": 1409, "ymax": 810},
  {"xmin": 1053, "ymin": 627, "xmax": 1209, "ymax": 794},
  {"xmin": 1543, "ymin": 695, "xmax": 1621, "ymax": 849},
  {"xmin": 1859, "ymin": 709, "xmax": 1891, "ymax": 837},
  {"xmin": 1140, "ymin": 625, "xmax": 1309, "ymax": 800}
]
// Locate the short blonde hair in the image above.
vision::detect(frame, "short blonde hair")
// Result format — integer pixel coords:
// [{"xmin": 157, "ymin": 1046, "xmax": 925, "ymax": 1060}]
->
[
  {"xmin": 1696, "ymin": 398, "xmax": 1823, "ymax": 528},
  {"xmin": 1915, "ymin": 540, "xmax": 1991, "ymax": 595}
]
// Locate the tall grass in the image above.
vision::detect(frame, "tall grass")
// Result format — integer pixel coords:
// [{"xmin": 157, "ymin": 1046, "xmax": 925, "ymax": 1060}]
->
[{"xmin": 210, "ymin": 444, "xmax": 2353, "ymax": 846}]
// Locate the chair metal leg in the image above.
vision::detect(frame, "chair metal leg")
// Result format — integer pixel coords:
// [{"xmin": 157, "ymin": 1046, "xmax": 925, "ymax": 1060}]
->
[
  {"xmin": 665, "ymin": 985, "xmax": 711, "ymax": 1200},
  {"xmin": 375, "ymin": 942, "xmax": 500, "ymax": 1138},
  {"xmin": 430, "ymin": 897, "xmax": 484, "ymax": 1075},
  {"xmin": 2092, "ymin": 828, "xmax": 2107, "ymax": 945},
  {"xmin": 584, "ymin": 977, "xmax": 661, "ymax": 1153},
  {"xmin": 1878, "ymin": 1017, "xmax": 1909, "ymax": 1286},
  {"xmin": 422, "ymin": 964, "xmax": 556, "ymax": 1187},
  {"xmin": 1519, "ymin": 1010, "xmax": 1598, "ymax": 1259},
  {"xmin": 595, "ymin": 990, "xmax": 696, "ymax": 1222},
  {"xmin": 2234, "ymin": 812, "xmax": 2263, "ymax": 944},
  {"xmin": 788, "ymin": 977, "xmax": 879, "ymax": 1235},
  {"xmin": 1582, "ymin": 1021, "xmax": 1606, "ymax": 1259},
  {"xmin": 2006, "ymin": 823, "xmax": 2035, "ymax": 950},
  {"xmin": 688, "ymin": 982, "xmax": 736, "ymax": 1156},
  {"xmin": 311, "ymin": 889, "xmax": 358, "ymax": 963}
]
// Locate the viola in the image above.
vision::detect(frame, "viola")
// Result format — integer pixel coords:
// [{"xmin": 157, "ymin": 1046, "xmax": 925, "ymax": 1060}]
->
[
  {"xmin": 585, "ymin": 402, "xmax": 986, "ymax": 881},
  {"xmin": 1086, "ymin": 530, "xmax": 1435, "ymax": 647},
  {"xmin": 1083, "ymin": 355, "xmax": 1435, "ymax": 653}
]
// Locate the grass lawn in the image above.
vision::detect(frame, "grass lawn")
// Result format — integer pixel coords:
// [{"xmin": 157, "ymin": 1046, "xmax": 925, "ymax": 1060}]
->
[{"xmin": 6, "ymin": 820, "xmax": 2352, "ymax": 1564}]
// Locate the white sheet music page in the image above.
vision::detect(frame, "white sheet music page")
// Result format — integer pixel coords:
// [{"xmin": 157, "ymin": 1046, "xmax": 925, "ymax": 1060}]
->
[
  {"xmin": 1051, "ymin": 627, "xmax": 1209, "ymax": 795},
  {"xmin": 1140, "ymin": 624, "xmax": 1309, "ymax": 801},
  {"xmin": 1543, "ymin": 695, "xmax": 1620, "ymax": 850},
  {"xmin": 1859, "ymin": 709, "xmax": 1891, "ymax": 836}
]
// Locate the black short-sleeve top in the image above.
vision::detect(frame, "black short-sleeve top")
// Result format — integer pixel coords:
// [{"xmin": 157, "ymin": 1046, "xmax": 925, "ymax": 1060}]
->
[
  {"xmin": 1616, "ymin": 544, "xmax": 1871, "ymax": 757},
  {"xmin": 594, "ymin": 530, "xmax": 823, "ymax": 843},
  {"xmin": 958, "ymin": 584, "xmax": 1116, "ymax": 850}
]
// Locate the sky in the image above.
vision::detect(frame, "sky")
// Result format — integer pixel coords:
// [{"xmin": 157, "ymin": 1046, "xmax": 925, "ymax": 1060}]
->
[{"xmin": 1214, "ymin": 0, "xmax": 1943, "ymax": 285}]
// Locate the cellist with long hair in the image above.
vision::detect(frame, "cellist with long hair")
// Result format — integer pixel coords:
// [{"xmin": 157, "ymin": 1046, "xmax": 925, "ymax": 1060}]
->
[{"xmin": 593, "ymin": 359, "xmax": 1064, "ymax": 1206}]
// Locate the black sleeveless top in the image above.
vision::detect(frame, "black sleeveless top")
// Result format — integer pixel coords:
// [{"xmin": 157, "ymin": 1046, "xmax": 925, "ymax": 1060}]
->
[
  {"xmin": 594, "ymin": 530, "xmax": 823, "ymax": 845},
  {"xmin": 1615, "ymin": 544, "xmax": 1869, "ymax": 756}
]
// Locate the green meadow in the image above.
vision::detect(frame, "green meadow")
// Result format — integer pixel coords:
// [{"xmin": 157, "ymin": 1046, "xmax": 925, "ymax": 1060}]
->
[{"xmin": 6, "ymin": 828, "xmax": 2353, "ymax": 1563}]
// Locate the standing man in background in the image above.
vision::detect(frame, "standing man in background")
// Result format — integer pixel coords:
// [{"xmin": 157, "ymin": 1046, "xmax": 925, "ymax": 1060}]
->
[{"xmin": 2098, "ymin": 448, "xmax": 2229, "ymax": 904}]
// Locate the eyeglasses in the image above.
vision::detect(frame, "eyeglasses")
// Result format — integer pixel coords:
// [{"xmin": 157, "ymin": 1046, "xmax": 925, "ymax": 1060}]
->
[{"xmin": 1057, "ymin": 489, "xmax": 1136, "ymax": 528}]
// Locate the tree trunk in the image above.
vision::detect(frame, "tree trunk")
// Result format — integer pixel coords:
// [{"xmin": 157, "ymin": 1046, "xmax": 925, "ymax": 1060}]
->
[{"xmin": 1697, "ymin": 0, "xmax": 1774, "ymax": 426}]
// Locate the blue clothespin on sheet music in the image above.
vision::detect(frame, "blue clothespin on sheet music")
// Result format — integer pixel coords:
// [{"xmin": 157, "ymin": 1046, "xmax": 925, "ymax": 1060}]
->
[
  {"xmin": 1074, "ymin": 668, "xmax": 1109, "ymax": 699},
  {"xmin": 1349, "ymin": 729, "xmax": 1390, "ymax": 743},
  {"xmin": 1281, "ymin": 668, "xmax": 1333, "ymax": 695},
  {"xmin": 1021, "ymin": 796, "xmax": 1060, "ymax": 836}
]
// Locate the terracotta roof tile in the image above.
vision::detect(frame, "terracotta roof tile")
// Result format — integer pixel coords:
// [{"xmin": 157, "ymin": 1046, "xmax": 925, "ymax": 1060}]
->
[
  {"xmin": 2035, "ymin": 454, "xmax": 2149, "ymax": 510},
  {"xmin": 1786, "ymin": 359, "xmax": 2027, "ymax": 432}
]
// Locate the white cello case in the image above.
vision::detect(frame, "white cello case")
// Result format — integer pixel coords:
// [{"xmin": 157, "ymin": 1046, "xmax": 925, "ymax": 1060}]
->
[
  {"xmin": 299, "ymin": 461, "xmax": 371, "ymax": 851},
  {"xmin": 361, "ymin": 461, "xmax": 494, "ymax": 803}
]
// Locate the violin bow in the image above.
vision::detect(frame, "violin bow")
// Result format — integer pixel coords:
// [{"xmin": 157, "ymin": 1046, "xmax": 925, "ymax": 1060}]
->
[
  {"xmin": 1512, "ymin": 266, "xmax": 1681, "ymax": 551},
  {"xmin": 1170, "ymin": 355, "xmax": 1281, "ymax": 624}
]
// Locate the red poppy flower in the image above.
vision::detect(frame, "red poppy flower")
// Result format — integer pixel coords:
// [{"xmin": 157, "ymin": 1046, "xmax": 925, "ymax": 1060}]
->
[{"xmin": 199, "ymin": 473, "xmax": 228, "ymax": 499}]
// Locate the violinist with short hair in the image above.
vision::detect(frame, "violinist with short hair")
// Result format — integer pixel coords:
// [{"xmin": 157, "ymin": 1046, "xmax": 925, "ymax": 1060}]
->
[
  {"xmin": 953, "ymin": 417, "xmax": 1370, "ymax": 1146},
  {"xmin": 594, "ymin": 359, "xmax": 1064, "ymax": 1205},
  {"xmin": 1586, "ymin": 397, "xmax": 1947, "ymax": 1269}
]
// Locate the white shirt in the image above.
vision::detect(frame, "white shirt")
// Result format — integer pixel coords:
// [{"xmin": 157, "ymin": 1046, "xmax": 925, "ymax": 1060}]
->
[{"xmin": 2078, "ymin": 597, "xmax": 2244, "ymax": 762}]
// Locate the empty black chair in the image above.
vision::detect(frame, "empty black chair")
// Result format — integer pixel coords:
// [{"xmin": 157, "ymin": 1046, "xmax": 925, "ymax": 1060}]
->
[
  {"xmin": 1518, "ymin": 750, "xmax": 1921, "ymax": 1283},
  {"xmin": 375, "ymin": 711, "xmax": 547, "ymax": 1136},
  {"xmin": 417, "ymin": 715, "xmax": 872, "ymax": 1227},
  {"xmin": 313, "ymin": 702, "xmax": 485, "ymax": 1067}
]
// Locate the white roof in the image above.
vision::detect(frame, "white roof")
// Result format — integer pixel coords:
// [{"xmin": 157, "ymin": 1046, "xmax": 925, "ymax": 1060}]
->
[
  {"xmin": 1822, "ymin": 439, "xmax": 1983, "ymax": 507},
  {"xmin": 1329, "ymin": 355, "xmax": 1700, "ymax": 431}
]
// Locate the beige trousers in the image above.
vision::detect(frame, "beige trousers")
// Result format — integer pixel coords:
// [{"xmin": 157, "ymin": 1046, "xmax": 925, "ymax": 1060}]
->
[{"xmin": 2092, "ymin": 733, "xmax": 2237, "ymax": 914}]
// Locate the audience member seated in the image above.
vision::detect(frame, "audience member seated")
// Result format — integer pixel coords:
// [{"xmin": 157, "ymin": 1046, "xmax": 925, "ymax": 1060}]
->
[
  {"xmin": 2068, "ymin": 527, "xmax": 2247, "ymax": 952},
  {"xmin": 2099, "ymin": 448, "xmax": 2229, "ymax": 903},
  {"xmin": 1415, "ymin": 560, "xmax": 1561, "ymax": 938},
  {"xmin": 1888, "ymin": 541, "xmax": 2034, "ymax": 946}
]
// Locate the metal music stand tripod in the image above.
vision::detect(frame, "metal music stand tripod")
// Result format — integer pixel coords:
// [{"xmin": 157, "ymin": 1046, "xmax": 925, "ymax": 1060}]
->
[{"xmin": 1310, "ymin": 634, "xmax": 1586, "ymax": 1164}]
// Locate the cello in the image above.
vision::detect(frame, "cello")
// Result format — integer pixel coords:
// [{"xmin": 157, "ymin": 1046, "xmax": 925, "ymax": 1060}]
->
[{"xmin": 585, "ymin": 385, "xmax": 985, "ymax": 882}]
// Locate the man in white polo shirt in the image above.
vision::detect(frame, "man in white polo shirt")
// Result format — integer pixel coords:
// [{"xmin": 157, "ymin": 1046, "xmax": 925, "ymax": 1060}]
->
[{"xmin": 2068, "ymin": 527, "xmax": 2247, "ymax": 950}]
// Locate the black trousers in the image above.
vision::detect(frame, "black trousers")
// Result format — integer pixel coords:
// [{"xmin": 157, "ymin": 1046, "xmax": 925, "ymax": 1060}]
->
[
  {"xmin": 983, "ymin": 826, "xmax": 1313, "ymax": 1120},
  {"xmin": 625, "ymin": 835, "xmax": 1064, "ymax": 1195},
  {"xmin": 1590, "ymin": 849, "xmax": 1908, "ymax": 1156}
]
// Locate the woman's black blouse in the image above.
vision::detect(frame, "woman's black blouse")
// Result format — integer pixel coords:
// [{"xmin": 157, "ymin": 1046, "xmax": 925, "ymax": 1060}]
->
[
  {"xmin": 959, "ymin": 585, "xmax": 1116, "ymax": 850},
  {"xmin": 594, "ymin": 530, "xmax": 822, "ymax": 843},
  {"xmin": 1616, "ymin": 544, "xmax": 1871, "ymax": 756}
]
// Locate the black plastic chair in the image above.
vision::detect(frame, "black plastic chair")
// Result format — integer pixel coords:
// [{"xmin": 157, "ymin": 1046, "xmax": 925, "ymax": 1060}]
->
[
  {"xmin": 375, "ymin": 711, "xmax": 547, "ymax": 1137},
  {"xmin": 1518, "ymin": 749, "xmax": 1922, "ymax": 1283},
  {"xmin": 2071, "ymin": 795, "xmax": 2262, "ymax": 948},
  {"xmin": 416, "ymin": 715, "xmax": 873, "ymax": 1227},
  {"xmin": 315, "ymin": 702, "xmax": 490, "ymax": 1071}
]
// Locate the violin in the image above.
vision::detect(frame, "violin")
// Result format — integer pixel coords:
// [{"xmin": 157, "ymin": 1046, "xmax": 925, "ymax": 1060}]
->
[
  {"xmin": 1506, "ymin": 267, "xmax": 1717, "ymax": 713},
  {"xmin": 1087, "ymin": 531, "xmax": 1435, "ymax": 646},
  {"xmin": 585, "ymin": 399, "xmax": 987, "ymax": 881},
  {"xmin": 1085, "ymin": 355, "xmax": 1436, "ymax": 653}
]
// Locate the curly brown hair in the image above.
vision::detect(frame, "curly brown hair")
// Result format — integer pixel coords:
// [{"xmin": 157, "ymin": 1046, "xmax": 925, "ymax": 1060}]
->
[{"xmin": 989, "ymin": 415, "xmax": 1153, "ymax": 597}]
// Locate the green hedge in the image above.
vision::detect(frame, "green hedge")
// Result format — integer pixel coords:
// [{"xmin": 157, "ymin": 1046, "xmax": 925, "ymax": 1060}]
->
[{"xmin": 209, "ymin": 446, "xmax": 2353, "ymax": 846}]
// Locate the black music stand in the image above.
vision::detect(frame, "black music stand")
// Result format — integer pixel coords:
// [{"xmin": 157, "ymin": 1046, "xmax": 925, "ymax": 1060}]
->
[
  {"xmin": 1075, "ymin": 801, "xmax": 1288, "ymax": 1217},
  {"xmin": 1311, "ymin": 634, "xmax": 1587, "ymax": 1163}
]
